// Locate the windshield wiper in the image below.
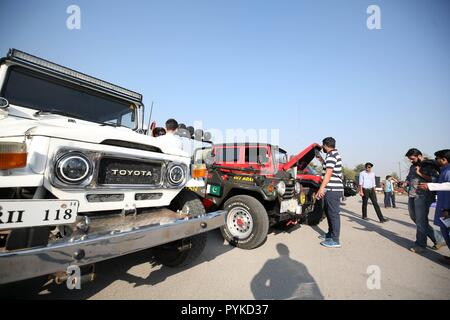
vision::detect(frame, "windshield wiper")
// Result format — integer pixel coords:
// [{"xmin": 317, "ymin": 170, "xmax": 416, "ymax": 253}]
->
[
  {"xmin": 101, "ymin": 122, "xmax": 119, "ymax": 128},
  {"xmin": 33, "ymin": 108, "xmax": 131, "ymax": 129},
  {"xmin": 34, "ymin": 108, "xmax": 84, "ymax": 120}
]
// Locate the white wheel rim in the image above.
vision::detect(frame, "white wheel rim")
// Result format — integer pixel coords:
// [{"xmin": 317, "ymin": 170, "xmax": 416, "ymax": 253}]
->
[{"xmin": 226, "ymin": 206, "xmax": 253, "ymax": 239}]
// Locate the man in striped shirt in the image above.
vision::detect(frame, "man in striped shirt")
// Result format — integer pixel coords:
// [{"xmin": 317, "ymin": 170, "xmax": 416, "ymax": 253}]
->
[{"xmin": 316, "ymin": 137, "xmax": 344, "ymax": 248}]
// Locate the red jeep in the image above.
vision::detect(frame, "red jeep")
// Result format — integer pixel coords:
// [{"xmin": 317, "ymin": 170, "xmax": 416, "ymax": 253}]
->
[{"xmin": 194, "ymin": 143, "xmax": 325, "ymax": 249}]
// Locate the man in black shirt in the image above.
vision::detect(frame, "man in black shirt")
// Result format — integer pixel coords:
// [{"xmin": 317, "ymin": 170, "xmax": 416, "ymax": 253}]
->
[{"xmin": 405, "ymin": 148, "xmax": 445, "ymax": 253}]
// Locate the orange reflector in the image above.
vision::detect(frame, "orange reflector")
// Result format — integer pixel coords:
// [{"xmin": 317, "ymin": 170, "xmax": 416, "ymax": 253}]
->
[
  {"xmin": 0, "ymin": 142, "xmax": 27, "ymax": 170},
  {"xmin": 267, "ymin": 184, "xmax": 275, "ymax": 193},
  {"xmin": 192, "ymin": 164, "xmax": 207, "ymax": 179}
]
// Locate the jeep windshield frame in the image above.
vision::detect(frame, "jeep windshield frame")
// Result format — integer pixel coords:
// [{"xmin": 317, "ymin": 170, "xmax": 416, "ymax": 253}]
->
[
  {"xmin": 1, "ymin": 65, "xmax": 139, "ymax": 129},
  {"xmin": 272, "ymin": 147, "xmax": 288, "ymax": 165}
]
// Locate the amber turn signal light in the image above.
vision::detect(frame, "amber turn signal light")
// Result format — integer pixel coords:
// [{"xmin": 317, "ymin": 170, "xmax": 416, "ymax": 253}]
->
[
  {"xmin": 0, "ymin": 142, "xmax": 27, "ymax": 170},
  {"xmin": 192, "ymin": 164, "xmax": 207, "ymax": 179}
]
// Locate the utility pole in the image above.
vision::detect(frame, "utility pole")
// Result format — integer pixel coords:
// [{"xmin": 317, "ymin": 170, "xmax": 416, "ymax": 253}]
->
[{"xmin": 398, "ymin": 162, "xmax": 402, "ymax": 180}]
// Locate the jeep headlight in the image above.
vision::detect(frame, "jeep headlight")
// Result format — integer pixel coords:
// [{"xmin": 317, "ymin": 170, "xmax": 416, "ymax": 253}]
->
[
  {"xmin": 299, "ymin": 192, "xmax": 307, "ymax": 205},
  {"xmin": 295, "ymin": 182, "xmax": 301, "ymax": 194},
  {"xmin": 56, "ymin": 153, "xmax": 92, "ymax": 184},
  {"xmin": 168, "ymin": 164, "xmax": 186, "ymax": 186},
  {"xmin": 276, "ymin": 181, "xmax": 286, "ymax": 196}
]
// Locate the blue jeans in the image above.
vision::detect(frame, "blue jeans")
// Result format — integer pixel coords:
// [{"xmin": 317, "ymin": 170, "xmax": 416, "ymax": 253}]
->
[
  {"xmin": 324, "ymin": 191, "xmax": 342, "ymax": 243},
  {"xmin": 408, "ymin": 196, "xmax": 443, "ymax": 248},
  {"xmin": 440, "ymin": 225, "xmax": 450, "ymax": 251},
  {"xmin": 384, "ymin": 192, "xmax": 396, "ymax": 208}
]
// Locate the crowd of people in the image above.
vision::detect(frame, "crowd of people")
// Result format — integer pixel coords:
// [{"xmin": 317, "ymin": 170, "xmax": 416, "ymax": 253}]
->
[
  {"xmin": 150, "ymin": 124, "xmax": 450, "ymax": 263},
  {"xmin": 316, "ymin": 140, "xmax": 450, "ymax": 265},
  {"xmin": 411, "ymin": 149, "xmax": 450, "ymax": 262}
]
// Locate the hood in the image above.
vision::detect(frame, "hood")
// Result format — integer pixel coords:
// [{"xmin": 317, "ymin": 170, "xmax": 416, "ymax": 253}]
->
[
  {"xmin": 281, "ymin": 143, "xmax": 321, "ymax": 171},
  {"xmin": 0, "ymin": 111, "xmax": 188, "ymax": 158}
]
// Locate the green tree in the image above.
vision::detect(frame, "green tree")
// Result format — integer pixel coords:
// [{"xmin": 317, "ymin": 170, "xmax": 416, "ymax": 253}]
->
[
  {"xmin": 309, "ymin": 163, "xmax": 322, "ymax": 173},
  {"xmin": 354, "ymin": 163, "xmax": 366, "ymax": 174},
  {"xmin": 342, "ymin": 166, "xmax": 356, "ymax": 180},
  {"xmin": 390, "ymin": 172, "xmax": 400, "ymax": 180}
]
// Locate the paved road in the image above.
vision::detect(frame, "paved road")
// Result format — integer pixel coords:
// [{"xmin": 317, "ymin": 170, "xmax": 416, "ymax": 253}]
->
[{"xmin": 1, "ymin": 195, "xmax": 449, "ymax": 300}]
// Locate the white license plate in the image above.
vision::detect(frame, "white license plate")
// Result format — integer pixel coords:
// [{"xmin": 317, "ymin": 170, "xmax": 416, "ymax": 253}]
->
[
  {"xmin": 280, "ymin": 199, "xmax": 298, "ymax": 213},
  {"xmin": 0, "ymin": 200, "xmax": 79, "ymax": 230}
]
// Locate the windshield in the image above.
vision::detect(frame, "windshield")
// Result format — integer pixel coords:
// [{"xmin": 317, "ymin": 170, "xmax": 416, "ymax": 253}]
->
[
  {"xmin": 194, "ymin": 147, "xmax": 213, "ymax": 165},
  {"xmin": 214, "ymin": 147, "xmax": 241, "ymax": 163},
  {"xmin": 2, "ymin": 67, "xmax": 137, "ymax": 129},
  {"xmin": 272, "ymin": 148, "xmax": 288, "ymax": 164},
  {"xmin": 245, "ymin": 147, "xmax": 270, "ymax": 164},
  {"xmin": 305, "ymin": 165, "xmax": 319, "ymax": 175}
]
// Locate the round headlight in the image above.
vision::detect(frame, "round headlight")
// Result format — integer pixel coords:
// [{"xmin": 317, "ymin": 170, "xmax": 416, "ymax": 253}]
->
[
  {"xmin": 0, "ymin": 97, "xmax": 9, "ymax": 109},
  {"xmin": 168, "ymin": 165, "xmax": 186, "ymax": 185},
  {"xmin": 295, "ymin": 182, "xmax": 301, "ymax": 194},
  {"xmin": 56, "ymin": 153, "xmax": 91, "ymax": 183},
  {"xmin": 276, "ymin": 181, "xmax": 286, "ymax": 196},
  {"xmin": 299, "ymin": 192, "xmax": 307, "ymax": 205}
]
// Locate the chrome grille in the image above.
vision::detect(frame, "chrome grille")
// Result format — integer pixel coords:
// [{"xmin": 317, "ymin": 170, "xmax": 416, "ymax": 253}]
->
[
  {"xmin": 97, "ymin": 158, "xmax": 162, "ymax": 186},
  {"xmin": 283, "ymin": 184, "xmax": 296, "ymax": 199}
]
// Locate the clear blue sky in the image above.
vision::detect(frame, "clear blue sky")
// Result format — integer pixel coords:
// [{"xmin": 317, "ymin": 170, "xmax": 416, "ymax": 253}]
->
[{"xmin": 1, "ymin": 0, "xmax": 449, "ymax": 178}]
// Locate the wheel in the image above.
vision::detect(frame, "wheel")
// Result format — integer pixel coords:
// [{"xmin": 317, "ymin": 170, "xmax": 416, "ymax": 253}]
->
[
  {"xmin": 303, "ymin": 197, "xmax": 325, "ymax": 226},
  {"xmin": 153, "ymin": 233, "xmax": 207, "ymax": 268},
  {"xmin": 168, "ymin": 189, "xmax": 206, "ymax": 216},
  {"xmin": 153, "ymin": 190, "xmax": 207, "ymax": 267},
  {"xmin": 220, "ymin": 195, "xmax": 269, "ymax": 250}
]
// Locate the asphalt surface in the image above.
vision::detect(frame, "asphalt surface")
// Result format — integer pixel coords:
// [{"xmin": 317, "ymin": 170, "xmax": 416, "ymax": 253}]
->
[{"xmin": 1, "ymin": 195, "xmax": 449, "ymax": 300}]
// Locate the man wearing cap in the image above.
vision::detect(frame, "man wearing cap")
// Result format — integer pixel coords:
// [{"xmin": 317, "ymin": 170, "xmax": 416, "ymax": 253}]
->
[{"xmin": 359, "ymin": 163, "xmax": 389, "ymax": 223}]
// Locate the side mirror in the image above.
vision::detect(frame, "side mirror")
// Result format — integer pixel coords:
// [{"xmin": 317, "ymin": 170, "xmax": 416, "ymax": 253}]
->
[{"xmin": 0, "ymin": 97, "xmax": 9, "ymax": 110}]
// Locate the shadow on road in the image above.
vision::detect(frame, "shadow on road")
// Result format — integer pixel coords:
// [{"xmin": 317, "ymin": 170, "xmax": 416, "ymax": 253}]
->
[
  {"xmin": 340, "ymin": 208, "xmax": 450, "ymax": 269},
  {"xmin": 250, "ymin": 243, "xmax": 323, "ymax": 300},
  {"xmin": 269, "ymin": 223, "xmax": 302, "ymax": 236},
  {"xmin": 354, "ymin": 197, "xmax": 417, "ymax": 229},
  {"xmin": 0, "ymin": 229, "xmax": 233, "ymax": 300},
  {"xmin": 384, "ymin": 215, "xmax": 417, "ymax": 230},
  {"xmin": 310, "ymin": 225, "xmax": 327, "ymax": 237}
]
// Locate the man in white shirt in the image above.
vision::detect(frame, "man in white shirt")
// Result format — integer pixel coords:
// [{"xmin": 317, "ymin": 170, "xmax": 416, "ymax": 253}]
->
[
  {"xmin": 420, "ymin": 182, "xmax": 450, "ymax": 191},
  {"xmin": 157, "ymin": 118, "xmax": 183, "ymax": 150},
  {"xmin": 359, "ymin": 162, "xmax": 388, "ymax": 223}
]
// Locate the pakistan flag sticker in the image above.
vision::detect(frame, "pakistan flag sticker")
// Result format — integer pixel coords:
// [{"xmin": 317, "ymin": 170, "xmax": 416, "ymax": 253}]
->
[{"xmin": 207, "ymin": 184, "xmax": 222, "ymax": 197}]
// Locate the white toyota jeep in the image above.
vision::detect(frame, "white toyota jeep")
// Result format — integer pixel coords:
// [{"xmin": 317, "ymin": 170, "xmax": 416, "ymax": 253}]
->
[{"xmin": 0, "ymin": 49, "xmax": 225, "ymax": 285}]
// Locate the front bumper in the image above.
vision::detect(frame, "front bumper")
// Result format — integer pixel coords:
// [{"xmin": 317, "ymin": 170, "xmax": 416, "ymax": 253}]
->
[{"xmin": 0, "ymin": 209, "xmax": 226, "ymax": 285}]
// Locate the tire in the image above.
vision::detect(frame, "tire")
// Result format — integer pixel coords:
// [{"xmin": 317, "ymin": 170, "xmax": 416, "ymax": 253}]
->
[
  {"xmin": 153, "ymin": 190, "xmax": 207, "ymax": 268},
  {"xmin": 303, "ymin": 198, "xmax": 325, "ymax": 226},
  {"xmin": 153, "ymin": 233, "xmax": 207, "ymax": 268},
  {"xmin": 168, "ymin": 189, "xmax": 206, "ymax": 215},
  {"xmin": 220, "ymin": 195, "xmax": 269, "ymax": 250}
]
